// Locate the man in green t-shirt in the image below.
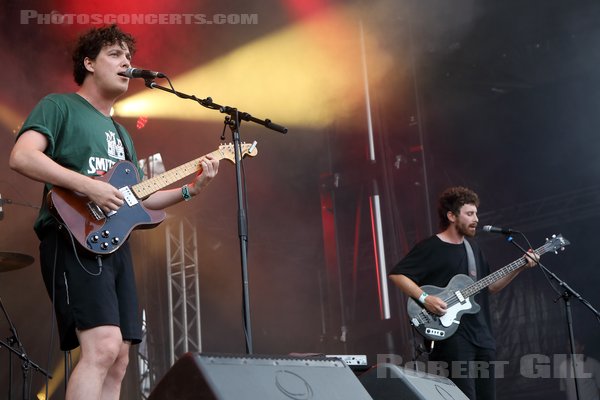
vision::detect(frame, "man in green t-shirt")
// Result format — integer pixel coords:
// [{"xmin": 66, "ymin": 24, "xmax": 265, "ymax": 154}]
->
[{"xmin": 9, "ymin": 25, "xmax": 219, "ymax": 400}]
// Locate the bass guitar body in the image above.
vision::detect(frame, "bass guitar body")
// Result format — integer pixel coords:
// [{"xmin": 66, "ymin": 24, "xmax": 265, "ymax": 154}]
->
[{"xmin": 407, "ymin": 274, "xmax": 480, "ymax": 341}]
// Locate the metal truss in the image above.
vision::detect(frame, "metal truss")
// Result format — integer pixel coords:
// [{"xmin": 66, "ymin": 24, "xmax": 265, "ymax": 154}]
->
[
  {"xmin": 165, "ymin": 218, "xmax": 202, "ymax": 366},
  {"xmin": 137, "ymin": 154, "xmax": 164, "ymax": 399},
  {"xmin": 137, "ymin": 310, "xmax": 153, "ymax": 399}
]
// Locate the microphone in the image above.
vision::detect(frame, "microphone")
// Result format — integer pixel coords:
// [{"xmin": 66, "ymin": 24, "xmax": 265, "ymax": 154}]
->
[
  {"xmin": 0, "ymin": 193, "xmax": 4, "ymax": 220},
  {"xmin": 118, "ymin": 68, "xmax": 166, "ymax": 79},
  {"xmin": 482, "ymin": 225, "xmax": 519, "ymax": 234}
]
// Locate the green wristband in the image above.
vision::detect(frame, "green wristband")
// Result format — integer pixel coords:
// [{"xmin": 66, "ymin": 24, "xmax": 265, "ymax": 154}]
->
[
  {"xmin": 418, "ymin": 292, "xmax": 428, "ymax": 304},
  {"xmin": 181, "ymin": 185, "xmax": 192, "ymax": 201}
]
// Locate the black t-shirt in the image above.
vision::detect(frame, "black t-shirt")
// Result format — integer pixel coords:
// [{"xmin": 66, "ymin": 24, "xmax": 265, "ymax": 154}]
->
[{"xmin": 389, "ymin": 235, "xmax": 495, "ymax": 349}]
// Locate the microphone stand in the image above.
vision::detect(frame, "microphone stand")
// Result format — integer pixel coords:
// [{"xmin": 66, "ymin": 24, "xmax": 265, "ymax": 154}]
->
[
  {"xmin": 0, "ymin": 196, "xmax": 41, "ymax": 218},
  {"xmin": 0, "ymin": 296, "xmax": 51, "ymax": 400},
  {"xmin": 142, "ymin": 78, "xmax": 287, "ymax": 354},
  {"xmin": 505, "ymin": 235, "xmax": 600, "ymax": 400}
]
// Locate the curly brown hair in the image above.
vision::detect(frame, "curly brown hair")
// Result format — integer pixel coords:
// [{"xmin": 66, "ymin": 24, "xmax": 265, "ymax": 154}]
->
[
  {"xmin": 437, "ymin": 186, "xmax": 480, "ymax": 230},
  {"xmin": 72, "ymin": 24, "xmax": 136, "ymax": 86}
]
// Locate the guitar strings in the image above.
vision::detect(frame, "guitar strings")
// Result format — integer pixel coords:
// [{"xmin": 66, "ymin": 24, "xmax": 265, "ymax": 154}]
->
[
  {"xmin": 415, "ymin": 239, "xmax": 565, "ymax": 331},
  {"xmin": 418, "ymin": 247, "xmax": 548, "ymax": 321}
]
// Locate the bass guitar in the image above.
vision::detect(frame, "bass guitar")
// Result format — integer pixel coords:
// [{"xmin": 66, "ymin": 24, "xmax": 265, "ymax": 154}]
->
[
  {"xmin": 407, "ymin": 234, "xmax": 570, "ymax": 341},
  {"xmin": 48, "ymin": 142, "xmax": 258, "ymax": 255}
]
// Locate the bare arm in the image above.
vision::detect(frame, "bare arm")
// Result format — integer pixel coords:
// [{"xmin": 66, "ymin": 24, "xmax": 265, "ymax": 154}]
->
[
  {"xmin": 11, "ymin": 131, "xmax": 220, "ymax": 213},
  {"xmin": 9, "ymin": 130, "xmax": 124, "ymax": 212},
  {"xmin": 389, "ymin": 274, "xmax": 447, "ymax": 316},
  {"xmin": 488, "ymin": 250, "xmax": 539, "ymax": 293}
]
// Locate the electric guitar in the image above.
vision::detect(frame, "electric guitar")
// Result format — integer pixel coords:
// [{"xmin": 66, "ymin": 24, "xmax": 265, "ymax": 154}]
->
[
  {"xmin": 406, "ymin": 234, "xmax": 570, "ymax": 341},
  {"xmin": 48, "ymin": 142, "xmax": 258, "ymax": 255}
]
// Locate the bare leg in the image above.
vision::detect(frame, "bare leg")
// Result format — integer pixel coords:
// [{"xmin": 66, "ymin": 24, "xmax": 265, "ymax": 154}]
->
[
  {"xmin": 100, "ymin": 341, "xmax": 131, "ymax": 400},
  {"xmin": 65, "ymin": 326, "xmax": 125, "ymax": 400}
]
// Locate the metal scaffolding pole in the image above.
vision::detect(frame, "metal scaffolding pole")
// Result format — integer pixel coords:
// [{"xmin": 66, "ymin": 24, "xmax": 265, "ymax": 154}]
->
[
  {"xmin": 359, "ymin": 20, "xmax": 391, "ymax": 320},
  {"xmin": 137, "ymin": 310, "xmax": 153, "ymax": 399}
]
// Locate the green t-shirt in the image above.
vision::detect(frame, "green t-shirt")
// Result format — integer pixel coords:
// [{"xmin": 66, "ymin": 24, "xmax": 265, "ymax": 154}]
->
[{"xmin": 17, "ymin": 93, "xmax": 140, "ymax": 238}]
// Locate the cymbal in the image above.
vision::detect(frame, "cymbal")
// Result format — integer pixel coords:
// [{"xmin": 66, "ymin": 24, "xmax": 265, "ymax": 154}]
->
[{"xmin": 0, "ymin": 252, "xmax": 34, "ymax": 272}]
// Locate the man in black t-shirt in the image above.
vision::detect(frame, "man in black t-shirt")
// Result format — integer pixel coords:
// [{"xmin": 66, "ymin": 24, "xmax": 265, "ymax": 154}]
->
[{"xmin": 389, "ymin": 186, "xmax": 538, "ymax": 399}]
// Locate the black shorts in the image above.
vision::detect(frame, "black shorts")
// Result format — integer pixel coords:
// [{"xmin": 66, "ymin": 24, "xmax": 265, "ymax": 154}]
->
[{"xmin": 39, "ymin": 226, "xmax": 142, "ymax": 351}]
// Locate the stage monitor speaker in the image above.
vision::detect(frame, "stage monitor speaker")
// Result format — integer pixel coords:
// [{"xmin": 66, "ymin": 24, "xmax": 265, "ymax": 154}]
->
[
  {"xmin": 148, "ymin": 352, "xmax": 374, "ymax": 400},
  {"xmin": 359, "ymin": 363, "xmax": 469, "ymax": 400}
]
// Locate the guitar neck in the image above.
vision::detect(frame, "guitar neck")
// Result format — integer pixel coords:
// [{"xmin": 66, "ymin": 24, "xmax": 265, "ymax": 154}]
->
[
  {"xmin": 460, "ymin": 243, "xmax": 548, "ymax": 298},
  {"xmin": 131, "ymin": 149, "xmax": 220, "ymax": 199},
  {"xmin": 461, "ymin": 258, "xmax": 528, "ymax": 298}
]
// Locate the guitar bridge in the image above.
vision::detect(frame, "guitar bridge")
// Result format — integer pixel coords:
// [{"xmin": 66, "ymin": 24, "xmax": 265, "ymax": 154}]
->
[
  {"xmin": 87, "ymin": 202, "xmax": 105, "ymax": 221},
  {"xmin": 418, "ymin": 310, "xmax": 434, "ymax": 324}
]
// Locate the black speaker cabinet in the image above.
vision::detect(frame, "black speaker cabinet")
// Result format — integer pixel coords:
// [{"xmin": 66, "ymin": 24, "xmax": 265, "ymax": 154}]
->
[
  {"xmin": 148, "ymin": 353, "xmax": 374, "ymax": 400},
  {"xmin": 359, "ymin": 363, "xmax": 469, "ymax": 400}
]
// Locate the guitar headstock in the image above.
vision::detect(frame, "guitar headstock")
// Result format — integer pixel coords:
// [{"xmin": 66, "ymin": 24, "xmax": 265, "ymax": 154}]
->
[
  {"xmin": 543, "ymin": 234, "xmax": 571, "ymax": 254},
  {"xmin": 218, "ymin": 141, "xmax": 258, "ymax": 163}
]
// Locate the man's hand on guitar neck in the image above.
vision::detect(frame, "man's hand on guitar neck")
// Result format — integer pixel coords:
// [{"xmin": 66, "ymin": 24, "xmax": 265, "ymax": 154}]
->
[
  {"xmin": 489, "ymin": 249, "xmax": 540, "ymax": 293},
  {"xmin": 423, "ymin": 295, "xmax": 448, "ymax": 316},
  {"xmin": 524, "ymin": 249, "xmax": 540, "ymax": 268},
  {"xmin": 188, "ymin": 155, "xmax": 219, "ymax": 196}
]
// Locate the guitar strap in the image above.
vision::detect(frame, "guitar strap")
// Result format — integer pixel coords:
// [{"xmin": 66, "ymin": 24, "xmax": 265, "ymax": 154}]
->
[
  {"xmin": 111, "ymin": 118, "xmax": 132, "ymax": 161},
  {"xmin": 463, "ymin": 239, "xmax": 477, "ymax": 280}
]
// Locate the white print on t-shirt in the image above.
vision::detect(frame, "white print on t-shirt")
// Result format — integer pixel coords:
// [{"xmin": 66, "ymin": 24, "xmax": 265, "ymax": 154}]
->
[
  {"xmin": 105, "ymin": 130, "xmax": 125, "ymax": 160},
  {"xmin": 85, "ymin": 131, "xmax": 126, "ymax": 175},
  {"xmin": 87, "ymin": 157, "xmax": 116, "ymax": 175}
]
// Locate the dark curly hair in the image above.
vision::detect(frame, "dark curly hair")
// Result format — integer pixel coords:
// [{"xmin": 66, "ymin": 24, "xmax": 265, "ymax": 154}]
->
[
  {"xmin": 437, "ymin": 186, "xmax": 480, "ymax": 230},
  {"xmin": 72, "ymin": 24, "xmax": 136, "ymax": 86}
]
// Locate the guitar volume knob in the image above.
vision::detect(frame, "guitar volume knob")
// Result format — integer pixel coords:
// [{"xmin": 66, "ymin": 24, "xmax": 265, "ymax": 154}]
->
[
  {"xmin": 101, "ymin": 243, "xmax": 109, "ymax": 250},
  {"xmin": 111, "ymin": 237, "xmax": 120, "ymax": 245},
  {"xmin": 102, "ymin": 230, "xmax": 110, "ymax": 238},
  {"xmin": 91, "ymin": 235, "xmax": 99, "ymax": 243}
]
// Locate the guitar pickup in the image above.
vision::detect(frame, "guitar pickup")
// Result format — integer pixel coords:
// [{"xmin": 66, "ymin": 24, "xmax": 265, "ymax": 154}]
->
[
  {"xmin": 455, "ymin": 291, "xmax": 465, "ymax": 303},
  {"xmin": 120, "ymin": 186, "xmax": 138, "ymax": 207},
  {"xmin": 425, "ymin": 328, "xmax": 445, "ymax": 338}
]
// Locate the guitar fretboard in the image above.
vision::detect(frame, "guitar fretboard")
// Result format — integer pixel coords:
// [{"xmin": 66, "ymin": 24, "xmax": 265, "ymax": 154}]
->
[
  {"xmin": 131, "ymin": 150, "xmax": 220, "ymax": 199},
  {"xmin": 459, "ymin": 241, "xmax": 555, "ymax": 298}
]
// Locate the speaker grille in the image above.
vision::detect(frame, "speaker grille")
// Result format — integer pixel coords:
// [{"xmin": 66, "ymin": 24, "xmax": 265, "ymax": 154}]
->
[
  {"xmin": 149, "ymin": 353, "xmax": 374, "ymax": 400},
  {"xmin": 359, "ymin": 363, "xmax": 469, "ymax": 400}
]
